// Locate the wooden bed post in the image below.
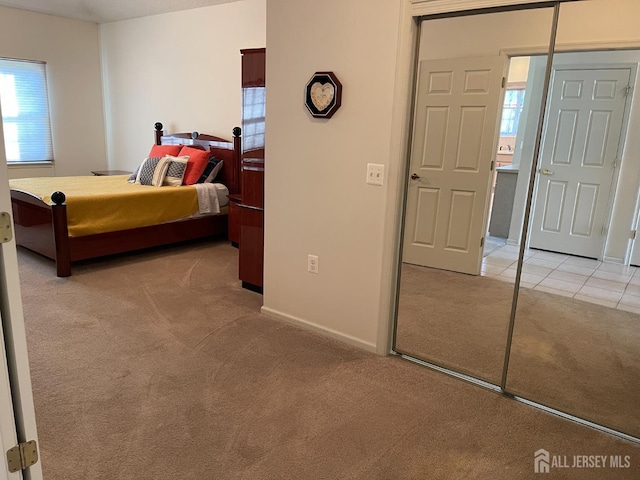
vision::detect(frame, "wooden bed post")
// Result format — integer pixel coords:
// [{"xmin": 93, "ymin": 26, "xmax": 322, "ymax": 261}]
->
[
  {"xmin": 154, "ymin": 122, "xmax": 163, "ymax": 145},
  {"xmin": 50, "ymin": 191, "xmax": 71, "ymax": 277}
]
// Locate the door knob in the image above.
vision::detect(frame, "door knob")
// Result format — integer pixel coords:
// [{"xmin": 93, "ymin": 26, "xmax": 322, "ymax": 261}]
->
[
  {"xmin": 411, "ymin": 173, "xmax": 420, "ymax": 180},
  {"xmin": 539, "ymin": 168, "xmax": 554, "ymax": 175}
]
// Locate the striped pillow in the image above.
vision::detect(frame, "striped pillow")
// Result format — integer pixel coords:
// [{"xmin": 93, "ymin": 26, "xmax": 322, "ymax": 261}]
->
[
  {"xmin": 198, "ymin": 157, "xmax": 223, "ymax": 183},
  {"xmin": 135, "ymin": 157, "xmax": 171, "ymax": 186}
]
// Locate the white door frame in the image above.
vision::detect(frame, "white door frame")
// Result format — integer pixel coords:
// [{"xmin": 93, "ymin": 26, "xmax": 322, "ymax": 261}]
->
[{"xmin": 0, "ymin": 101, "xmax": 43, "ymax": 480}]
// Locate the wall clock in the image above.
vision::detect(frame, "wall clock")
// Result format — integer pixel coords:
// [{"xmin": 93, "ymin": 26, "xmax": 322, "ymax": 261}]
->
[{"xmin": 305, "ymin": 71, "xmax": 342, "ymax": 119}]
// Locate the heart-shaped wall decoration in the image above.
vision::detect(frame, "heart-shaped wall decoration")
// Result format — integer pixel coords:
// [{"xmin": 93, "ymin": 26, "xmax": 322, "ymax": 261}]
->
[
  {"xmin": 304, "ymin": 71, "xmax": 342, "ymax": 119},
  {"xmin": 310, "ymin": 82, "xmax": 335, "ymax": 111}
]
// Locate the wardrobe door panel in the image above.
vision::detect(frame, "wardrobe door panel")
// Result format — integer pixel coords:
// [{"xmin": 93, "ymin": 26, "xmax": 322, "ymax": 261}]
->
[
  {"xmin": 394, "ymin": 7, "xmax": 554, "ymax": 385},
  {"xmin": 506, "ymin": 0, "xmax": 640, "ymax": 439}
]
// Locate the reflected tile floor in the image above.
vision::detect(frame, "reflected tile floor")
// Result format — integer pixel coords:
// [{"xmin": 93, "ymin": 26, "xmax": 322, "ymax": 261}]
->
[{"xmin": 482, "ymin": 244, "xmax": 640, "ymax": 313}]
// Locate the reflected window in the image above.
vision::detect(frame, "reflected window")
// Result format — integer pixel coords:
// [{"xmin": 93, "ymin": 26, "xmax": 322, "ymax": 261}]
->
[
  {"xmin": 242, "ymin": 86, "xmax": 265, "ymax": 151},
  {"xmin": 500, "ymin": 88, "xmax": 526, "ymax": 136}
]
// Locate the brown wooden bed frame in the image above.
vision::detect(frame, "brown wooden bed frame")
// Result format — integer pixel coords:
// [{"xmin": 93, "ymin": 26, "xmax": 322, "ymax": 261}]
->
[{"xmin": 10, "ymin": 123, "xmax": 242, "ymax": 277}]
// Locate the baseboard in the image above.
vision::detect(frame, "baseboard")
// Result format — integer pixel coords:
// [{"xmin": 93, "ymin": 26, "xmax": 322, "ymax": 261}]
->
[{"xmin": 260, "ymin": 306, "xmax": 378, "ymax": 354}]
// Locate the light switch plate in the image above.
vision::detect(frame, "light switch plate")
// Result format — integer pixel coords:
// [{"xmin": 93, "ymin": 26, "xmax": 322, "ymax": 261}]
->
[{"xmin": 366, "ymin": 163, "xmax": 385, "ymax": 186}]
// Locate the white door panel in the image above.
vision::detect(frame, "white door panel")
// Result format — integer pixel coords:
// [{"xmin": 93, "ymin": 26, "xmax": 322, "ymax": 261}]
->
[
  {"xmin": 530, "ymin": 67, "xmax": 631, "ymax": 258},
  {"xmin": 403, "ymin": 56, "xmax": 505, "ymax": 275},
  {"xmin": 0, "ymin": 100, "xmax": 42, "ymax": 479}
]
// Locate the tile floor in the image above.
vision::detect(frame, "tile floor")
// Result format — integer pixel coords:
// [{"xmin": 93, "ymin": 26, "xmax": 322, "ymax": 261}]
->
[{"xmin": 481, "ymin": 244, "xmax": 640, "ymax": 314}]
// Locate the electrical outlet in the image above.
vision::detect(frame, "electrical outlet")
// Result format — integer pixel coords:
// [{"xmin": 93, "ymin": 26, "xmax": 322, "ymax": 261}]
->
[
  {"xmin": 366, "ymin": 163, "xmax": 385, "ymax": 186},
  {"xmin": 308, "ymin": 254, "xmax": 319, "ymax": 274}
]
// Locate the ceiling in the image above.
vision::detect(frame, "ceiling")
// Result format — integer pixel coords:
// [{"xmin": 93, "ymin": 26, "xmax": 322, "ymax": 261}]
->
[{"xmin": 0, "ymin": 0, "xmax": 241, "ymax": 24}]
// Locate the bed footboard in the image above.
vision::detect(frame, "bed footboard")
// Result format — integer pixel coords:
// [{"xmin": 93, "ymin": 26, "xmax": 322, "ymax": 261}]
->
[{"xmin": 10, "ymin": 190, "xmax": 72, "ymax": 277}]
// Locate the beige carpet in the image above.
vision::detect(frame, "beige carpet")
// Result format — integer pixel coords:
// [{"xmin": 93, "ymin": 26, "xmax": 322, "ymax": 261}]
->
[
  {"xmin": 396, "ymin": 264, "xmax": 513, "ymax": 383},
  {"xmin": 17, "ymin": 242, "xmax": 640, "ymax": 479},
  {"xmin": 396, "ymin": 263, "xmax": 640, "ymax": 438}
]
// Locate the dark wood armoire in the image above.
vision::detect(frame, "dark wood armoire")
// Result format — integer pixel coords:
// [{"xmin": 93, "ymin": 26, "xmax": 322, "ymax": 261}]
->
[{"xmin": 230, "ymin": 48, "xmax": 265, "ymax": 293}]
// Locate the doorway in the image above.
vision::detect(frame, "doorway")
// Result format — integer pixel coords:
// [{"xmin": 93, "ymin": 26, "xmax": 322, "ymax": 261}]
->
[{"xmin": 485, "ymin": 54, "xmax": 636, "ymax": 268}]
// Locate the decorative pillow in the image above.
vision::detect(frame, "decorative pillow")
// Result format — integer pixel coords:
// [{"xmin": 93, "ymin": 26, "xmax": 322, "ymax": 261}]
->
[
  {"xmin": 135, "ymin": 156, "xmax": 171, "ymax": 186},
  {"xmin": 197, "ymin": 156, "xmax": 223, "ymax": 183},
  {"xmin": 127, "ymin": 163, "xmax": 142, "ymax": 183},
  {"xmin": 179, "ymin": 146, "xmax": 210, "ymax": 185},
  {"xmin": 162, "ymin": 155, "xmax": 189, "ymax": 186},
  {"xmin": 148, "ymin": 144, "xmax": 182, "ymax": 158}
]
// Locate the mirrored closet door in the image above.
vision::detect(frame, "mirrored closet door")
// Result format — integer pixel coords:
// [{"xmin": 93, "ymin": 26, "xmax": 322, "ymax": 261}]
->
[
  {"xmin": 394, "ymin": 5, "xmax": 555, "ymax": 385},
  {"xmin": 505, "ymin": 0, "xmax": 640, "ymax": 439}
]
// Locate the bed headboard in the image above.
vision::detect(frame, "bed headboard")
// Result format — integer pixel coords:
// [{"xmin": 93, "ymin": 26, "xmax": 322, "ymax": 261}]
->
[{"xmin": 155, "ymin": 123, "xmax": 242, "ymax": 194}]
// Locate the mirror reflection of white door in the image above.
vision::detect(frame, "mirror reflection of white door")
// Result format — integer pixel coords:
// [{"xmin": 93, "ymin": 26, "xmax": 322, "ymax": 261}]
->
[
  {"xmin": 403, "ymin": 56, "xmax": 505, "ymax": 275},
  {"xmin": 0, "ymin": 106, "xmax": 42, "ymax": 479},
  {"xmin": 529, "ymin": 67, "xmax": 632, "ymax": 259}
]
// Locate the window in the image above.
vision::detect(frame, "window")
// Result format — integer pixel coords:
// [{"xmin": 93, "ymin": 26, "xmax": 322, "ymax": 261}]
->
[
  {"xmin": 499, "ymin": 88, "xmax": 526, "ymax": 136},
  {"xmin": 0, "ymin": 58, "xmax": 53, "ymax": 163}
]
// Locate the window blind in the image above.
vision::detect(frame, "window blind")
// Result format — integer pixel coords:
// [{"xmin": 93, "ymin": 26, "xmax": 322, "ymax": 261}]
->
[{"xmin": 0, "ymin": 58, "xmax": 53, "ymax": 163}]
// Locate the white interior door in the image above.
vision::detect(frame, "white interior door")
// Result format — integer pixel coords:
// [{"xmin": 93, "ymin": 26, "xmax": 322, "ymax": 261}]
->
[
  {"xmin": 0, "ymin": 106, "xmax": 42, "ymax": 479},
  {"xmin": 0, "ymin": 309, "xmax": 21, "ymax": 480},
  {"xmin": 529, "ymin": 67, "xmax": 631, "ymax": 258},
  {"xmin": 403, "ymin": 56, "xmax": 505, "ymax": 275}
]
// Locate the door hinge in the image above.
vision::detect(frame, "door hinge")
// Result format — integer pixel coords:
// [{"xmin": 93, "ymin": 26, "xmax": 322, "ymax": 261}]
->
[
  {"xmin": 601, "ymin": 225, "xmax": 608, "ymax": 236},
  {"xmin": 6, "ymin": 440, "xmax": 39, "ymax": 473},
  {"xmin": 613, "ymin": 157, "xmax": 618, "ymax": 169},
  {"xmin": 480, "ymin": 237, "xmax": 485, "ymax": 248},
  {"xmin": 632, "ymin": 230, "xmax": 637, "ymax": 240},
  {"xmin": 501, "ymin": 76, "xmax": 506, "ymax": 88},
  {"xmin": 490, "ymin": 160, "xmax": 495, "ymax": 171},
  {"xmin": 625, "ymin": 84, "xmax": 633, "ymax": 97},
  {"xmin": 0, "ymin": 212, "xmax": 12, "ymax": 244}
]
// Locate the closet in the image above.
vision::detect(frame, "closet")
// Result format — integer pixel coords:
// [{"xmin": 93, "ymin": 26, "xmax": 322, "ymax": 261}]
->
[{"xmin": 394, "ymin": 0, "xmax": 640, "ymax": 442}]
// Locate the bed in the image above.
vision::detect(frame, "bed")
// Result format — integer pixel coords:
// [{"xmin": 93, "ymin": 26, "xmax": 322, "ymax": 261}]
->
[{"xmin": 9, "ymin": 124, "xmax": 242, "ymax": 277}]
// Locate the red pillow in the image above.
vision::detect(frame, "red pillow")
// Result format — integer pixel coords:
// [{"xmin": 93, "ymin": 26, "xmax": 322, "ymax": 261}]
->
[
  {"xmin": 148, "ymin": 144, "xmax": 183, "ymax": 157},
  {"xmin": 179, "ymin": 146, "xmax": 211, "ymax": 185}
]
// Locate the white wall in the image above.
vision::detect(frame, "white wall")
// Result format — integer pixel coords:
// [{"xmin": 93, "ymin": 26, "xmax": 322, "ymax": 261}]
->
[
  {"xmin": 419, "ymin": 8, "xmax": 555, "ymax": 59},
  {"xmin": 263, "ymin": 0, "xmax": 403, "ymax": 351},
  {"xmin": 100, "ymin": 0, "xmax": 266, "ymax": 172},
  {"xmin": 0, "ymin": 6, "xmax": 106, "ymax": 178}
]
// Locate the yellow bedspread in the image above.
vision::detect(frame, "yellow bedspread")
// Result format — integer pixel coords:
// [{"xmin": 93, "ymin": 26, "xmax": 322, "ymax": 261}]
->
[{"xmin": 9, "ymin": 175, "xmax": 199, "ymax": 237}]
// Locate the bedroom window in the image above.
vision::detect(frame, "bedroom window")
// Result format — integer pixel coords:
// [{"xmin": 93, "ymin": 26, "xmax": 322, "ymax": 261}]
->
[{"xmin": 0, "ymin": 58, "xmax": 53, "ymax": 164}]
